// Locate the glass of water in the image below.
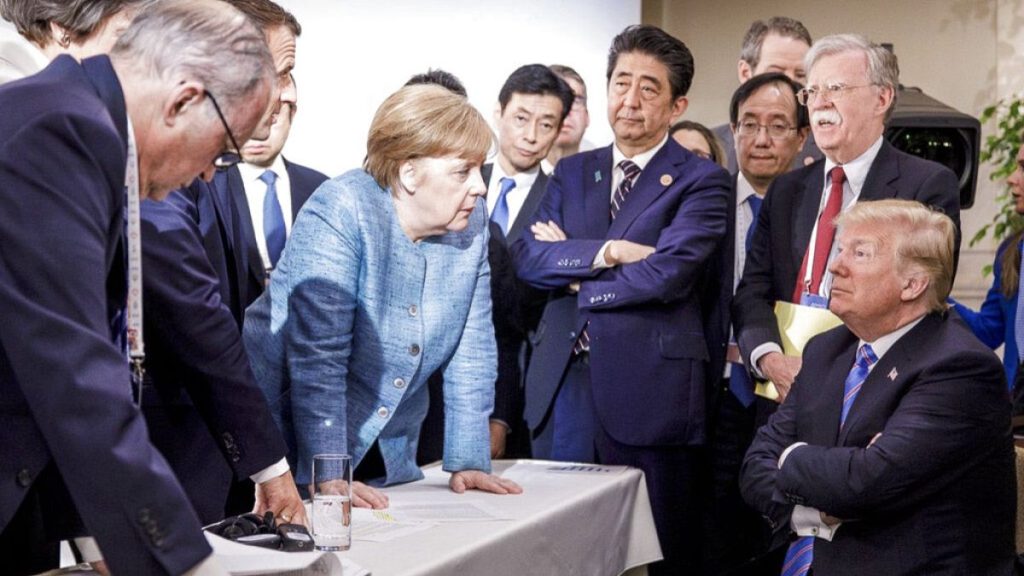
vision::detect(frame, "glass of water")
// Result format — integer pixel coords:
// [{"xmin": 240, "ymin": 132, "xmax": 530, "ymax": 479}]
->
[{"xmin": 311, "ymin": 453, "xmax": 353, "ymax": 551}]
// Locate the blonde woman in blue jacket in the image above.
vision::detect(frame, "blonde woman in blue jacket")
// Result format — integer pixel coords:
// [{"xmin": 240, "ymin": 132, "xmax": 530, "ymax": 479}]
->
[{"xmin": 245, "ymin": 84, "xmax": 522, "ymax": 507}]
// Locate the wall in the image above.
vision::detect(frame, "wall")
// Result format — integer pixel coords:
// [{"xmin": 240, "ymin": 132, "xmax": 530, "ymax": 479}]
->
[
  {"xmin": 645, "ymin": 0, "xmax": 1024, "ymax": 305},
  {"xmin": 276, "ymin": 0, "xmax": 639, "ymax": 178}
]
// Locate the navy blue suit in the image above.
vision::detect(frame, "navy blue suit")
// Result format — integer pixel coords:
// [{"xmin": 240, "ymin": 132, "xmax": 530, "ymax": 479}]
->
[
  {"xmin": 512, "ymin": 139, "xmax": 730, "ymax": 573},
  {"xmin": 140, "ymin": 195, "xmax": 288, "ymax": 524},
  {"xmin": 741, "ymin": 312, "xmax": 1015, "ymax": 575},
  {"xmin": 0, "ymin": 55, "xmax": 209, "ymax": 575}
]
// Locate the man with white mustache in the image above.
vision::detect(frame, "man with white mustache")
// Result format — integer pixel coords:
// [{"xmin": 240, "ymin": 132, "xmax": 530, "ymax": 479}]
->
[{"xmin": 732, "ymin": 33, "xmax": 961, "ymax": 410}]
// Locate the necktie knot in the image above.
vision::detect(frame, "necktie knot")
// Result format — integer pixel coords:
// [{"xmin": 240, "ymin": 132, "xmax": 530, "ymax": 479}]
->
[
  {"xmin": 618, "ymin": 159, "xmax": 641, "ymax": 182},
  {"xmin": 830, "ymin": 166, "xmax": 846, "ymax": 187},
  {"xmin": 260, "ymin": 169, "xmax": 277, "ymax": 186},
  {"xmin": 856, "ymin": 343, "xmax": 878, "ymax": 369}
]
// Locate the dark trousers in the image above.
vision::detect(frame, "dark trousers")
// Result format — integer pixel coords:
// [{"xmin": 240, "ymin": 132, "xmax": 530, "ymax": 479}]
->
[
  {"xmin": 596, "ymin": 426, "xmax": 706, "ymax": 576},
  {"xmin": 705, "ymin": 383, "xmax": 780, "ymax": 576},
  {"xmin": 530, "ymin": 353, "xmax": 598, "ymax": 463},
  {"xmin": 0, "ymin": 463, "xmax": 83, "ymax": 575}
]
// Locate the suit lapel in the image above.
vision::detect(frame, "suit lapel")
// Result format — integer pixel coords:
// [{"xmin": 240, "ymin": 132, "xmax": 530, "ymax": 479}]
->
[
  {"xmin": 792, "ymin": 164, "xmax": 825, "ymax": 270},
  {"xmin": 583, "ymin": 146, "xmax": 613, "ymax": 239},
  {"xmin": 838, "ymin": 313, "xmax": 937, "ymax": 444},
  {"xmin": 860, "ymin": 141, "xmax": 899, "ymax": 201},
  {"xmin": 507, "ymin": 171, "xmax": 548, "ymax": 243},
  {"xmin": 225, "ymin": 167, "xmax": 265, "ymax": 287},
  {"xmin": 606, "ymin": 142, "xmax": 681, "ymax": 239},
  {"xmin": 820, "ymin": 338, "xmax": 858, "ymax": 446}
]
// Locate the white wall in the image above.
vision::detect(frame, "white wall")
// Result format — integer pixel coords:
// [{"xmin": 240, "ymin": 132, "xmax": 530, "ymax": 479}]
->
[{"xmin": 277, "ymin": 0, "xmax": 641, "ymax": 177}]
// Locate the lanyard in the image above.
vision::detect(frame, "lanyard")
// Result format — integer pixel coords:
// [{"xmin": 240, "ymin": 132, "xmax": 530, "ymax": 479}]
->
[{"xmin": 124, "ymin": 119, "xmax": 145, "ymax": 405}]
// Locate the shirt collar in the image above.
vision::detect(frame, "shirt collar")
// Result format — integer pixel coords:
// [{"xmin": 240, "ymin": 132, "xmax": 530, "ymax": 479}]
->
[
  {"xmin": 490, "ymin": 159, "xmax": 540, "ymax": 191},
  {"xmin": 823, "ymin": 135, "xmax": 884, "ymax": 193},
  {"xmin": 612, "ymin": 134, "xmax": 669, "ymax": 172},
  {"xmin": 860, "ymin": 313, "xmax": 926, "ymax": 361},
  {"xmin": 736, "ymin": 172, "xmax": 760, "ymax": 207},
  {"xmin": 238, "ymin": 155, "xmax": 287, "ymax": 184}
]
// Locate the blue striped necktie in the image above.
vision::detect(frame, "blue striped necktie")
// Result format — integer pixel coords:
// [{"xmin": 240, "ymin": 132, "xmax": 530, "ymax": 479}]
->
[
  {"xmin": 490, "ymin": 177, "xmax": 516, "ymax": 236},
  {"xmin": 782, "ymin": 343, "xmax": 877, "ymax": 576}
]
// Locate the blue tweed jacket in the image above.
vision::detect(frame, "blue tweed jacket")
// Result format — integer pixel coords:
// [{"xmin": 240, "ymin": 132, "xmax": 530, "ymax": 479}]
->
[{"xmin": 244, "ymin": 169, "xmax": 495, "ymax": 485}]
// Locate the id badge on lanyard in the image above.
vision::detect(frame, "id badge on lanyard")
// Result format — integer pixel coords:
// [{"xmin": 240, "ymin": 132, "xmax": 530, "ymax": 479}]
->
[{"xmin": 799, "ymin": 291, "xmax": 829, "ymax": 309}]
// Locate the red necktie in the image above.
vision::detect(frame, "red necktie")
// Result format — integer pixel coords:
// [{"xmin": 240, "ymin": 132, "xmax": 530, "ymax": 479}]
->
[{"xmin": 792, "ymin": 166, "xmax": 845, "ymax": 302}]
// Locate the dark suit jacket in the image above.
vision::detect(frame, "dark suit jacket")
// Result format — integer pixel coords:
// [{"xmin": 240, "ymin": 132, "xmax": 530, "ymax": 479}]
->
[
  {"xmin": 733, "ymin": 141, "xmax": 961, "ymax": 368},
  {"xmin": 0, "ymin": 55, "xmax": 209, "ymax": 574},
  {"xmin": 512, "ymin": 140, "xmax": 730, "ymax": 446},
  {"xmin": 140, "ymin": 195, "xmax": 288, "ymax": 523},
  {"xmin": 702, "ymin": 173, "xmax": 739, "ymax": 407},
  {"xmin": 228, "ymin": 160, "xmax": 328, "ymax": 311},
  {"xmin": 483, "ymin": 163, "xmax": 549, "ymax": 425},
  {"xmin": 740, "ymin": 312, "xmax": 1015, "ymax": 575}
]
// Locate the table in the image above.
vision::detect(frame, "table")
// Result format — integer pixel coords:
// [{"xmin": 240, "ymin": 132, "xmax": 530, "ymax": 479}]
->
[{"xmin": 340, "ymin": 459, "xmax": 663, "ymax": 576}]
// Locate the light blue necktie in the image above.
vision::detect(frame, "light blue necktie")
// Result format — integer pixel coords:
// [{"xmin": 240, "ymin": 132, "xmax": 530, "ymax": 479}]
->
[
  {"xmin": 782, "ymin": 343, "xmax": 877, "ymax": 576},
  {"xmin": 490, "ymin": 177, "xmax": 516, "ymax": 236},
  {"xmin": 261, "ymin": 169, "xmax": 286, "ymax": 267}
]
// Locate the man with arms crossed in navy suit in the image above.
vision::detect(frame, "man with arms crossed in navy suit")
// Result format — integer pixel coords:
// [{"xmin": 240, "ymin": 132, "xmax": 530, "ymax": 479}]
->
[
  {"xmin": 740, "ymin": 199, "xmax": 1014, "ymax": 575},
  {"xmin": 513, "ymin": 25, "xmax": 730, "ymax": 574},
  {"xmin": 0, "ymin": 1, "xmax": 274, "ymax": 574}
]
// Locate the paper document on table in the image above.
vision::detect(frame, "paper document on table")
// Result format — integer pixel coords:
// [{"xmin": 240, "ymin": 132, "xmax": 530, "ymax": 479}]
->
[
  {"xmin": 382, "ymin": 500, "xmax": 512, "ymax": 522},
  {"xmin": 757, "ymin": 300, "xmax": 843, "ymax": 400},
  {"xmin": 205, "ymin": 532, "xmax": 367, "ymax": 576},
  {"xmin": 544, "ymin": 464, "xmax": 625, "ymax": 474},
  {"xmin": 352, "ymin": 507, "xmax": 435, "ymax": 542}
]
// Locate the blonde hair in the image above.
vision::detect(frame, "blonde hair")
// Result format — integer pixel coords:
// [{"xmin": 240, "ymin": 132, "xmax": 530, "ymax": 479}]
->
[
  {"xmin": 836, "ymin": 199, "xmax": 955, "ymax": 312},
  {"xmin": 364, "ymin": 84, "xmax": 493, "ymax": 190}
]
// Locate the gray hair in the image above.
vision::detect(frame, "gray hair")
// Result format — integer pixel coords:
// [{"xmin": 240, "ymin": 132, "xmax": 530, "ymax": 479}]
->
[
  {"xmin": 805, "ymin": 33, "xmax": 900, "ymax": 121},
  {"xmin": 109, "ymin": 0, "xmax": 273, "ymax": 116},
  {"xmin": 0, "ymin": 0, "xmax": 155, "ymax": 47}
]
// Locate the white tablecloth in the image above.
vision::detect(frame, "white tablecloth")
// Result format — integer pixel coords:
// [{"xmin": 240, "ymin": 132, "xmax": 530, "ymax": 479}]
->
[{"xmin": 340, "ymin": 459, "xmax": 662, "ymax": 576}]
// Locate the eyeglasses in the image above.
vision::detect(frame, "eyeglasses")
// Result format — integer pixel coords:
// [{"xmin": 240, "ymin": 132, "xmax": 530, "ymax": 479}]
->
[
  {"xmin": 206, "ymin": 91, "xmax": 242, "ymax": 170},
  {"xmin": 796, "ymin": 83, "xmax": 873, "ymax": 106},
  {"xmin": 735, "ymin": 120, "xmax": 797, "ymax": 140}
]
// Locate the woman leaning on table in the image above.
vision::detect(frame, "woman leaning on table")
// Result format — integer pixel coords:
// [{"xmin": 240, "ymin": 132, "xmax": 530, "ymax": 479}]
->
[{"xmin": 244, "ymin": 84, "xmax": 522, "ymax": 507}]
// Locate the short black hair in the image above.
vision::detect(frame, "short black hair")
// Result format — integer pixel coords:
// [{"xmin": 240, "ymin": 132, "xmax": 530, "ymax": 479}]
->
[
  {"xmin": 729, "ymin": 72, "xmax": 808, "ymax": 129},
  {"xmin": 405, "ymin": 68, "xmax": 467, "ymax": 97},
  {"xmin": 498, "ymin": 64, "xmax": 574, "ymax": 124},
  {"xmin": 606, "ymin": 25, "xmax": 694, "ymax": 100}
]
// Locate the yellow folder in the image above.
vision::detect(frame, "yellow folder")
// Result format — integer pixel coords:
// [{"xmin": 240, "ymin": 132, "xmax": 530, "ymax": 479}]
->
[{"xmin": 755, "ymin": 300, "xmax": 843, "ymax": 400}]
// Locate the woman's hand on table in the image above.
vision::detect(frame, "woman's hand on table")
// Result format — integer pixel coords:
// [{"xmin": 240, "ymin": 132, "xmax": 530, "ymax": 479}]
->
[
  {"xmin": 449, "ymin": 470, "xmax": 523, "ymax": 495},
  {"xmin": 352, "ymin": 481, "xmax": 390, "ymax": 509}
]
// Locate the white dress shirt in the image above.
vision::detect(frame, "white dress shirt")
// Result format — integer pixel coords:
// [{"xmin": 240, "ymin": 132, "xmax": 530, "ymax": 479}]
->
[
  {"xmin": 486, "ymin": 160, "xmax": 540, "ymax": 232},
  {"xmin": 239, "ymin": 157, "xmax": 293, "ymax": 272}
]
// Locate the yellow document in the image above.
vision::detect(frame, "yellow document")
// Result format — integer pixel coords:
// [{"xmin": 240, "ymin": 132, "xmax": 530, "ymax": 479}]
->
[{"xmin": 755, "ymin": 301, "xmax": 843, "ymax": 400}]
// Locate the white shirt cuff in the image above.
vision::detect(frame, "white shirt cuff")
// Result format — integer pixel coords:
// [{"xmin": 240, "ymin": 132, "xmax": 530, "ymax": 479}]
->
[
  {"xmin": 750, "ymin": 342, "xmax": 784, "ymax": 378},
  {"xmin": 791, "ymin": 505, "xmax": 841, "ymax": 541},
  {"xmin": 592, "ymin": 240, "xmax": 615, "ymax": 269},
  {"xmin": 250, "ymin": 457, "xmax": 290, "ymax": 484},
  {"xmin": 778, "ymin": 442, "xmax": 808, "ymax": 468},
  {"xmin": 73, "ymin": 537, "xmax": 103, "ymax": 563}
]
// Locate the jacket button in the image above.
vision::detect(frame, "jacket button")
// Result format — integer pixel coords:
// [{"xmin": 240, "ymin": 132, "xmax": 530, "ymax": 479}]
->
[
  {"xmin": 393, "ymin": 378, "xmax": 406, "ymax": 389},
  {"xmin": 377, "ymin": 406, "xmax": 390, "ymax": 419},
  {"xmin": 409, "ymin": 344, "xmax": 420, "ymax": 356},
  {"xmin": 16, "ymin": 469, "xmax": 32, "ymax": 487},
  {"xmin": 408, "ymin": 304, "xmax": 418, "ymax": 317},
  {"xmin": 137, "ymin": 508, "xmax": 152, "ymax": 523}
]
